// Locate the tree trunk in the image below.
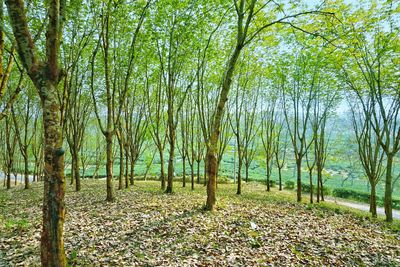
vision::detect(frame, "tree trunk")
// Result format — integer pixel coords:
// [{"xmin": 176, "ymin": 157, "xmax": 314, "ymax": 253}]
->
[
  {"xmin": 205, "ymin": 147, "xmax": 217, "ymax": 210},
  {"xmin": 118, "ymin": 140, "xmax": 124, "ymax": 190},
  {"xmin": 159, "ymin": 149, "xmax": 165, "ymax": 190},
  {"xmin": 70, "ymin": 159, "xmax": 74, "ymax": 185},
  {"xmin": 130, "ymin": 157, "xmax": 135, "ymax": 186},
  {"xmin": 105, "ymin": 132, "xmax": 114, "ymax": 202},
  {"xmin": 237, "ymin": 158, "xmax": 242, "ymax": 195},
  {"xmin": 296, "ymin": 158, "xmax": 302, "ymax": 202},
  {"xmin": 23, "ymin": 153, "xmax": 29, "ymax": 189},
  {"xmin": 370, "ymin": 181, "xmax": 377, "ymax": 218},
  {"xmin": 40, "ymin": 87, "xmax": 66, "ymax": 266},
  {"xmin": 309, "ymin": 170, "xmax": 313, "ymax": 204},
  {"xmin": 190, "ymin": 162, "xmax": 194, "ymax": 190},
  {"xmin": 320, "ymin": 177, "xmax": 324, "ymax": 201},
  {"xmin": 317, "ymin": 170, "xmax": 320, "ymax": 203},
  {"xmin": 166, "ymin": 136, "xmax": 174, "ymax": 193},
  {"xmin": 182, "ymin": 156, "xmax": 186, "ymax": 187},
  {"xmin": 266, "ymin": 160, "xmax": 270, "ymax": 192},
  {"xmin": 74, "ymin": 152, "xmax": 80, "ymax": 192},
  {"xmin": 384, "ymin": 154, "xmax": 393, "ymax": 222},
  {"xmin": 278, "ymin": 167, "xmax": 282, "ymax": 191},
  {"xmin": 203, "ymin": 158, "xmax": 207, "ymax": 186},
  {"xmin": 125, "ymin": 149, "xmax": 129, "ymax": 189},
  {"xmin": 6, "ymin": 172, "xmax": 10, "ymax": 189},
  {"xmin": 205, "ymin": 43, "xmax": 242, "ymax": 211}
]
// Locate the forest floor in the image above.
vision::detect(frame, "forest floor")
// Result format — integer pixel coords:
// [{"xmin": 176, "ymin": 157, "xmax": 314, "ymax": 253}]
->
[{"xmin": 0, "ymin": 180, "xmax": 399, "ymax": 266}]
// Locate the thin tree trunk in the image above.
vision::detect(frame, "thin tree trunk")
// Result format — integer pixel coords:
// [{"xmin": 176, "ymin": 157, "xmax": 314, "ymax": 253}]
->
[
  {"xmin": 320, "ymin": 177, "xmax": 324, "ymax": 201},
  {"xmin": 309, "ymin": 169, "xmax": 313, "ymax": 204},
  {"xmin": 6, "ymin": 172, "xmax": 10, "ymax": 189},
  {"xmin": 125, "ymin": 148, "xmax": 129, "ymax": 189},
  {"xmin": 266, "ymin": 160, "xmax": 270, "ymax": 192},
  {"xmin": 206, "ymin": 146, "xmax": 217, "ymax": 209},
  {"xmin": 166, "ymin": 138, "xmax": 174, "ymax": 193},
  {"xmin": 296, "ymin": 158, "xmax": 302, "ymax": 202},
  {"xmin": 24, "ymin": 153, "xmax": 29, "ymax": 189},
  {"xmin": 74, "ymin": 152, "xmax": 80, "ymax": 192},
  {"xmin": 206, "ymin": 43, "xmax": 242, "ymax": 211},
  {"xmin": 159, "ymin": 149, "xmax": 165, "ymax": 190},
  {"xmin": 118, "ymin": 140, "xmax": 124, "ymax": 190},
  {"xmin": 278, "ymin": 167, "xmax": 282, "ymax": 191},
  {"xmin": 182, "ymin": 156, "xmax": 186, "ymax": 187},
  {"xmin": 237, "ymin": 158, "xmax": 242, "ymax": 195},
  {"xmin": 203, "ymin": 158, "xmax": 207, "ymax": 186},
  {"xmin": 370, "ymin": 181, "xmax": 377, "ymax": 218},
  {"xmin": 105, "ymin": 132, "xmax": 114, "ymax": 202},
  {"xmin": 196, "ymin": 160, "xmax": 200, "ymax": 184},
  {"xmin": 70, "ymin": 159, "xmax": 74, "ymax": 185},
  {"xmin": 317, "ymin": 166, "xmax": 321, "ymax": 203},
  {"xmin": 130, "ymin": 158, "xmax": 135, "ymax": 186},
  {"xmin": 190, "ymin": 162, "xmax": 194, "ymax": 190},
  {"xmin": 385, "ymin": 154, "xmax": 393, "ymax": 222}
]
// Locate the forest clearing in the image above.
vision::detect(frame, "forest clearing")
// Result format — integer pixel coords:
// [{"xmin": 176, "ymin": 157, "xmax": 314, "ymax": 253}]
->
[{"xmin": 0, "ymin": 0, "xmax": 400, "ymax": 265}]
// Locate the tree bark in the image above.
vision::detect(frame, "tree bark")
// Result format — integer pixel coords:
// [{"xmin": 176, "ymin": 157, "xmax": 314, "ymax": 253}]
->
[
  {"xmin": 23, "ymin": 152, "xmax": 29, "ymax": 189},
  {"xmin": 309, "ymin": 169, "xmax": 313, "ymax": 204},
  {"xmin": 370, "ymin": 182, "xmax": 377, "ymax": 218},
  {"xmin": 105, "ymin": 132, "xmax": 114, "ymax": 202},
  {"xmin": 266, "ymin": 160, "xmax": 270, "ymax": 192},
  {"xmin": 118, "ymin": 138, "xmax": 124, "ymax": 190},
  {"xmin": 278, "ymin": 167, "xmax": 282, "ymax": 191},
  {"xmin": 190, "ymin": 163, "xmax": 194, "ymax": 190},
  {"xmin": 130, "ymin": 158, "xmax": 135, "ymax": 186},
  {"xmin": 384, "ymin": 154, "xmax": 393, "ymax": 222},
  {"xmin": 182, "ymin": 156, "xmax": 186, "ymax": 187},
  {"xmin": 70, "ymin": 159, "xmax": 74, "ymax": 185},
  {"xmin": 40, "ymin": 86, "xmax": 66, "ymax": 266},
  {"xmin": 125, "ymin": 148, "xmax": 129, "ymax": 189},
  {"xmin": 296, "ymin": 158, "xmax": 302, "ymax": 202},
  {"xmin": 166, "ymin": 126, "xmax": 175, "ymax": 193},
  {"xmin": 237, "ymin": 157, "xmax": 242, "ymax": 195},
  {"xmin": 196, "ymin": 160, "xmax": 200, "ymax": 184},
  {"xmin": 74, "ymin": 152, "xmax": 80, "ymax": 192},
  {"xmin": 159, "ymin": 149, "xmax": 165, "ymax": 189}
]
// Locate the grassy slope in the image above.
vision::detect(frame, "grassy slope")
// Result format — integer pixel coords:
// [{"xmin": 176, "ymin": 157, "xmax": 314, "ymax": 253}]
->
[{"xmin": 0, "ymin": 180, "xmax": 399, "ymax": 266}]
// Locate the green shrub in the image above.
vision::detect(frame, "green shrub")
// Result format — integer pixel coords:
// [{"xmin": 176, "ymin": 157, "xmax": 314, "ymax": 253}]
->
[
  {"xmin": 301, "ymin": 183, "xmax": 330, "ymax": 196},
  {"xmin": 393, "ymin": 199, "xmax": 400, "ymax": 210},
  {"xmin": 217, "ymin": 176, "xmax": 230, "ymax": 184},
  {"xmin": 332, "ymin": 188, "xmax": 370, "ymax": 203},
  {"xmin": 332, "ymin": 188, "xmax": 400, "ymax": 209},
  {"xmin": 269, "ymin": 179, "xmax": 276, "ymax": 187},
  {"xmin": 285, "ymin": 181, "xmax": 295, "ymax": 190}
]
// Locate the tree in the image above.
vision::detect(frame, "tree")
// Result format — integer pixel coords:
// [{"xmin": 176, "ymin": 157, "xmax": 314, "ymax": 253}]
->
[
  {"xmin": 261, "ymin": 84, "xmax": 278, "ymax": 191},
  {"xmin": 205, "ymin": 0, "xmax": 334, "ymax": 210},
  {"xmin": 90, "ymin": 0, "xmax": 150, "ymax": 201},
  {"xmin": 11, "ymin": 87, "xmax": 36, "ymax": 189},
  {"xmin": 274, "ymin": 115, "xmax": 288, "ymax": 191},
  {"xmin": 282, "ymin": 52, "xmax": 317, "ymax": 202},
  {"xmin": 340, "ymin": 1, "xmax": 400, "ymax": 221},
  {"xmin": 5, "ymin": 0, "xmax": 68, "ymax": 264},
  {"xmin": 349, "ymin": 95, "xmax": 385, "ymax": 217}
]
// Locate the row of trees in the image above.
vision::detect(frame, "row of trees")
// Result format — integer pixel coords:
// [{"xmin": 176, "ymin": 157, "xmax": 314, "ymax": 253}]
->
[{"xmin": 0, "ymin": 0, "xmax": 398, "ymax": 265}]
